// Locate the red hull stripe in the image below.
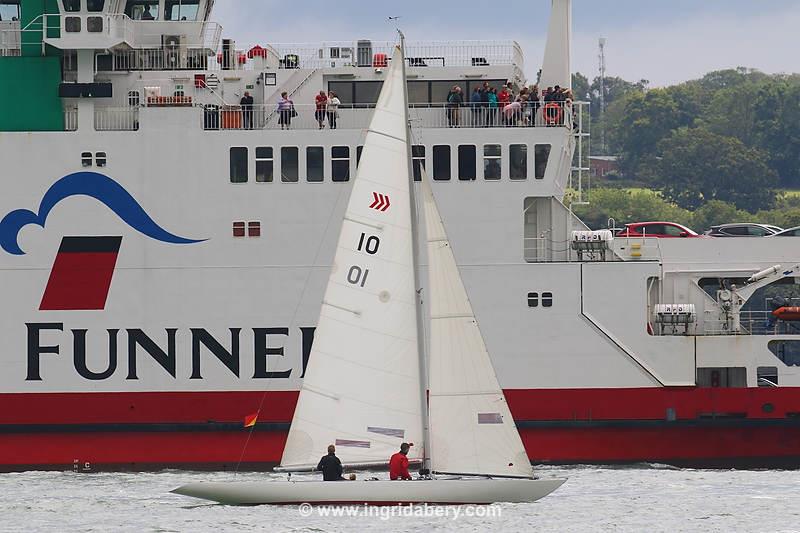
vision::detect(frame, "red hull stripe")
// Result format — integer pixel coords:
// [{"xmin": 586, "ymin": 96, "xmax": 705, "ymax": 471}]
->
[{"xmin": 1, "ymin": 388, "xmax": 800, "ymax": 468}]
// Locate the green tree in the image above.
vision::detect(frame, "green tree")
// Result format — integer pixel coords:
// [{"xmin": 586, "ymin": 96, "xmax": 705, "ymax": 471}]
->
[
  {"xmin": 690, "ymin": 200, "xmax": 754, "ymax": 231},
  {"xmin": 572, "ymin": 188, "xmax": 693, "ymax": 230},
  {"xmin": 752, "ymin": 82, "xmax": 800, "ymax": 187},
  {"xmin": 647, "ymin": 128, "xmax": 778, "ymax": 211}
]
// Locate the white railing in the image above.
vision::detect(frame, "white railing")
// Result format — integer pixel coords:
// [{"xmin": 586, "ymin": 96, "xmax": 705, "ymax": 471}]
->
[
  {"xmin": 268, "ymin": 40, "xmax": 523, "ymax": 70},
  {"xmin": 109, "ymin": 47, "xmax": 212, "ymax": 70},
  {"xmin": 64, "ymin": 107, "xmax": 78, "ymax": 131},
  {"xmin": 200, "ymin": 102, "xmax": 577, "ymax": 132},
  {"xmin": 95, "ymin": 107, "xmax": 139, "ymax": 131}
]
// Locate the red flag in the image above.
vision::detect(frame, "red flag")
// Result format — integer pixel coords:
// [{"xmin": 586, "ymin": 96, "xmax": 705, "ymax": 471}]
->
[{"xmin": 244, "ymin": 412, "xmax": 258, "ymax": 428}]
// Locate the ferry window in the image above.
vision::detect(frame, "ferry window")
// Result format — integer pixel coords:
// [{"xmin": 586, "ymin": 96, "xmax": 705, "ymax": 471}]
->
[
  {"xmin": 412, "ymin": 145, "xmax": 425, "ymax": 182},
  {"xmin": 408, "ymin": 81, "xmax": 429, "ymax": 104},
  {"xmin": 232, "ymin": 221, "xmax": 245, "ymax": 238},
  {"xmin": 165, "ymin": 0, "xmax": 199, "ymax": 21},
  {"xmin": 281, "ymin": 147, "xmax": 299, "ymax": 182},
  {"xmin": 0, "ymin": 3, "xmax": 20, "ymax": 20},
  {"xmin": 527, "ymin": 292, "xmax": 539, "ymax": 308},
  {"xmin": 81, "ymin": 152, "xmax": 92, "ymax": 167},
  {"xmin": 757, "ymin": 367, "xmax": 778, "ymax": 387},
  {"xmin": 63, "ymin": 0, "xmax": 81, "ymax": 12},
  {"xmin": 542, "ymin": 292, "xmax": 553, "ymax": 308},
  {"xmin": 95, "ymin": 152, "xmax": 107, "ymax": 167},
  {"xmin": 87, "ymin": 0, "xmax": 105, "ymax": 12},
  {"xmin": 432, "ymin": 145, "xmax": 451, "ymax": 181},
  {"xmin": 431, "ymin": 81, "xmax": 466, "ymax": 103},
  {"xmin": 306, "ymin": 146, "xmax": 324, "ymax": 182},
  {"xmin": 354, "ymin": 82, "xmax": 383, "ymax": 105},
  {"xmin": 255, "ymin": 147, "xmax": 273, "ymax": 183},
  {"xmin": 128, "ymin": 90, "xmax": 140, "ymax": 107},
  {"xmin": 510, "ymin": 144, "xmax": 527, "ymax": 180},
  {"xmin": 247, "ymin": 221, "xmax": 261, "ymax": 237},
  {"xmin": 356, "ymin": 145, "xmax": 363, "ymax": 168},
  {"xmin": 484, "ymin": 144, "xmax": 501, "ymax": 180},
  {"xmin": 535, "ymin": 144, "xmax": 551, "ymax": 179},
  {"xmin": 229, "ymin": 147, "xmax": 248, "ymax": 183},
  {"xmin": 768, "ymin": 340, "xmax": 800, "ymax": 367},
  {"xmin": 126, "ymin": 0, "xmax": 159, "ymax": 20},
  {"xmin": 328, "ymin": 82, "xmax": 354, "ymax": 105},
  {"xmin": 332, "ymin": 146, "xmax": 350, "ymax": 182},
  {"xmin": 87, "ymin": 16, "xmax": 103, "ymax": 32},
  {"xmin": 697, "ymin": 367, "xmax": 747, "ymax": 388},
  {"xmin": 458, "ymin": 145, "xmax": 476, "ymax": 181},
  {"xmin": 65, "ymin": 16, "xmax": 81, "ymax": 32}
]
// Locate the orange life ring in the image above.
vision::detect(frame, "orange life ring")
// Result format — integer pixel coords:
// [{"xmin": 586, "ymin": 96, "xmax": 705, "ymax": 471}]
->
[
  {"xmin": 544, "ymin": 102, "xmax": 563, "ymax": 125},
  {"xmin": 773, "ymin": 306, "xmax": 800, "ymax": 321}
]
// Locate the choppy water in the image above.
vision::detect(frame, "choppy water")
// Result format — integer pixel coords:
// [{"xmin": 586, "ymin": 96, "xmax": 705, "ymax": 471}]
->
[{"xmin": 1, "ymin": 466, "xmax": 799, "ymax": 532}]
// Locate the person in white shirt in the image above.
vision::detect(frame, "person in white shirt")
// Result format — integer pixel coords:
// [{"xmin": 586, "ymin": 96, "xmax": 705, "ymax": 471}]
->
[{"xmin": 326, "ymin": 91, "xmax": 341, "ymax": 130}]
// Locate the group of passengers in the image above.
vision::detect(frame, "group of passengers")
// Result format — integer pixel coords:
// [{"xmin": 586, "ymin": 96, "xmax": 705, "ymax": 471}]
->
[{"xmin": 446, "ymin": 82, "xmax": 573, "ymax": 128}]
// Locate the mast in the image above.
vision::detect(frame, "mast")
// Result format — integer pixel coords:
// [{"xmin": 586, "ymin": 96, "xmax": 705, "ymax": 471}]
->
[{"xmin": 399, "ymin": 30, "xmax": 432, "ymax": 473}]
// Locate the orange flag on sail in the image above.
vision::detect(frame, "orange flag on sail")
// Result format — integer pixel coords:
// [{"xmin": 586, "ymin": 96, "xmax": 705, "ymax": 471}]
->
[{"xmin": 244, "ymin": 412, "xmax": 258, "ymax": 428}]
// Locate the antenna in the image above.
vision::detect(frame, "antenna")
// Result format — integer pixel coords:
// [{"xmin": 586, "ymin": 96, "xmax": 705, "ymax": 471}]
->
[{"xmin": 598, "ymin": 37, "xmax": 607, "ymax": 155}]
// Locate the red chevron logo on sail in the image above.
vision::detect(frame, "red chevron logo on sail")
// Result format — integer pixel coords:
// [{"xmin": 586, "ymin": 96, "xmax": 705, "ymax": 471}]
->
[{"xmin": 369, "ymin": 192, "xmax": 391, "ymax": 212}]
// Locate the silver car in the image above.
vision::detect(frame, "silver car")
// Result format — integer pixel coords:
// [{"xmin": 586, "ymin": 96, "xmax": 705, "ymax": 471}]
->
[{"xmin": 704, "ymin": 223, "xmax": 784, "ymax": 237}]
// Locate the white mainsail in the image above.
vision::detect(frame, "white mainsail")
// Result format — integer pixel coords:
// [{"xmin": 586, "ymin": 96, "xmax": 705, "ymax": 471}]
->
[
  {"xmin": 423, "ymin": 175, "xmax": 534, "ymax": 478},
  {"xmin": 280, "ymin": 46, "xmax": 424, "ymax": 469}
]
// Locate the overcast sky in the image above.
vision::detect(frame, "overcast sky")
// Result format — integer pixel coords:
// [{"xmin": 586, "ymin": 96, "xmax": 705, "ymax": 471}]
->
[{"xmin": 212, "ymin": 0, "xmax": 800, "ymax": 87}]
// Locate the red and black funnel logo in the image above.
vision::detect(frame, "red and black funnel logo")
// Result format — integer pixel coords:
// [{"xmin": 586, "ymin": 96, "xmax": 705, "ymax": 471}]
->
[{"xmin": 40, "ymin": 236, "xmax": 122, "ymax": 311}]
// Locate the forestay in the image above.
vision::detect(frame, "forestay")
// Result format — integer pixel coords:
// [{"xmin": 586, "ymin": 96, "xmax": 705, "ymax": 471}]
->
[
  {"xmin": 280, "ymin": 46, "xmax": 424, "ymax": 469},
  {"xmin": 422, "ymin": 175, "xmax": 534, "ymax": 478}
]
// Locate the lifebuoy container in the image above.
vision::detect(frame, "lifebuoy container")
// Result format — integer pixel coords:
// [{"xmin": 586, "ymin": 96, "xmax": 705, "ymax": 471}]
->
[
  {"xmin": 544, "ymin": 102, "xmax": 563, "ymax": 125},
  {"xmin": 773, "ymin": 306, "xmax": 800, "ymax": 321}
]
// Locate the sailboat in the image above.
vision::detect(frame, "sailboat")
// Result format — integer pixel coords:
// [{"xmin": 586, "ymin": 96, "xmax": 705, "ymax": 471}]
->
[{"xmin": 172, "ymin": 43, "xmax": 565, "ymax": 506}]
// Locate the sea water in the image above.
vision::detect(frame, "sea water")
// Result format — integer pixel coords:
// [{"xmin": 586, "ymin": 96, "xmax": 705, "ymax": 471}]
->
[{"xmin": 1, "ymin": 465, "xmax": 799, "ymax": 532}]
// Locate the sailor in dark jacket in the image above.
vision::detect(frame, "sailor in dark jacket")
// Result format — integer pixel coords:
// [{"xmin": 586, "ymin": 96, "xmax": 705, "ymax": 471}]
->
[{"xmin": 317, "ymin": 444, "xmax": 345, "ymax": 481}]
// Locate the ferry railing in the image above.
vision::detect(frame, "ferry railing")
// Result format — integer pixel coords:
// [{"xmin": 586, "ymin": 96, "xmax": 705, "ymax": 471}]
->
[
  {"xmin": 200, "ymin": 102, "xmax": 576, "ymax": 131},
  {"xmin": 701, "ymin": 310, "xmax": 800, "ymax": 336},
  {"xmin": 267, "ymin": 40, "xmax": 523, "ymax": 70},
  {"xmin": 95, "ymin": 107, "xmax": 139, "ymax": 131}
]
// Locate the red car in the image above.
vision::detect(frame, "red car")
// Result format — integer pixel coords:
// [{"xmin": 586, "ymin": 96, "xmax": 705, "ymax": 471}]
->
[{"xmin": 616, "ymin": 222, "xmax": 701, "ymax": 238}]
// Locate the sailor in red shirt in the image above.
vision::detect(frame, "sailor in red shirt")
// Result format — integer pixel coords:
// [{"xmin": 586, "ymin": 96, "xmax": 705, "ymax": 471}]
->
[{"xmin": 389, "ymin": 442, "xmax": 412, "ymax": 480}]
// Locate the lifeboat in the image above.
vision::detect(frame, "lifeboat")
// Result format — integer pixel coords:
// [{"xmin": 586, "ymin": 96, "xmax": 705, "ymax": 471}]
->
[{"xmin": 772, "ymin": 306, "xmax": 800, "ymax": 321}]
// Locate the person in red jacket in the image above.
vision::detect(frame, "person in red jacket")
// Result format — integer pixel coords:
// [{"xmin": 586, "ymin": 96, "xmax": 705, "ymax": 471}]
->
[{"xmin": 389, "ymin": 443, "xmax": 412, "ymax": 480}]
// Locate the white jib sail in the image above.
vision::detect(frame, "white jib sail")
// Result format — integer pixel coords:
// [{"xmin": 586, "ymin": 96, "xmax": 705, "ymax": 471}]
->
[
  {"xmin": 422, "ymin": 175, "xmax": 534, "ymax": 478},
  {"xmin": 280, "ymin": 46, "xmax": 424, "ymax": 469}
]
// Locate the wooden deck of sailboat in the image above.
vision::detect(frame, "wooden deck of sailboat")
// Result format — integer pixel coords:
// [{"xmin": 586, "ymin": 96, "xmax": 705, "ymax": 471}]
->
[{"xmin": 172, "ymin": 478, "xmax": 566, "ymax": 506}]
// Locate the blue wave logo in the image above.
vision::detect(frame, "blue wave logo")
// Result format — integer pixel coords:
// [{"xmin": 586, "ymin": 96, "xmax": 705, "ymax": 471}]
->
[{"xmin": 0, "ymin": 172, "xmax": 205, "ymax": 255}]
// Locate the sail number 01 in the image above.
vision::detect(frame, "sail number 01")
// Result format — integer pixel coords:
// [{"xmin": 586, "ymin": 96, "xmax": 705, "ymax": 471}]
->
[{"xmin": 348, "ymin": 233, "xmax": 380, "ymax": 288}]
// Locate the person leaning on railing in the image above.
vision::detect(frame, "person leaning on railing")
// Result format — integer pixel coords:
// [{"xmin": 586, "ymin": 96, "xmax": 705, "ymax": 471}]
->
[
  {"xmin": 446, "ymin": 86, "xmax": 463, "ymax": 127},
  {"xmin": 327, "ymin": 91, "xmax": 340, "ymax": 130}
]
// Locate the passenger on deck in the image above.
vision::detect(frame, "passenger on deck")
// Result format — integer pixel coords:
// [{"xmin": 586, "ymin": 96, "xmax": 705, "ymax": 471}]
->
[
  {"xmin": 470, "ymin": 87, "xmax": 483, "ymax": 127},
  {"xmin": 315, "ymin": 90, "xmax": 328, "ymax": 129},
  {"xmin": 240, "ymin": 91, "xmax": 254, "ymax": 130},
  {"xmin": 487, "ymin": 87, "xmax": 498, "ymax": 126},
  {"xmin": 141, "ymin": 5, "xmax": 155, "ymax": 20},
  {"xmin": 326, "ymin": 91, "xmax": 340, "ymax": 130},
  {"xmin": 317, "ymin": 444, "xmax": 345, "ymax": 481},
  {"xmin": 446, "ymin": 86, "xmax": 463, "ymax": 127},
  {"xmin": 277, "ymin": 92, "xmax": 294, "ymax": 130},
  {"xmin": 389, "ymin": 443, "xmax": 412, "ymax": 480}
]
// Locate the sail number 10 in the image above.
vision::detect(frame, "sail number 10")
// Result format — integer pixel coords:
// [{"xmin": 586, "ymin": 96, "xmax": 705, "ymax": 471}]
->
[{"xmin": 347, "ymin": 233, "xmax": 380, "ymax": 288}]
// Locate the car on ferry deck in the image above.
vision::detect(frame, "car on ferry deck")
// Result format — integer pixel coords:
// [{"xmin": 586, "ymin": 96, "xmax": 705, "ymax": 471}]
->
[
  {"xmin": 771, "ymin": 226, "xmax": 800, "ymax": 237},
  {"xmin": 616, "ymin": 222, "xmax": 701, "ymax": 238},
  {"xmin": 704, "ymin": 223, "xmax": 783, "ymax": 237}
]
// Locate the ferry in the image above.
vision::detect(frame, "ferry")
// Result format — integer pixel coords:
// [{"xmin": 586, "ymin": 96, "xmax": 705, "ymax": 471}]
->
[{"xmin": 1, "ymin": 0, "xmax": 799, "ymax": 471}]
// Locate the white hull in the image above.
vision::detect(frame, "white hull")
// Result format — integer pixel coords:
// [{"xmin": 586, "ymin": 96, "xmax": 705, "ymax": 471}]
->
[{"xmin": 172, "ymin": 478, "xmax": 566, "ymax": 505}]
